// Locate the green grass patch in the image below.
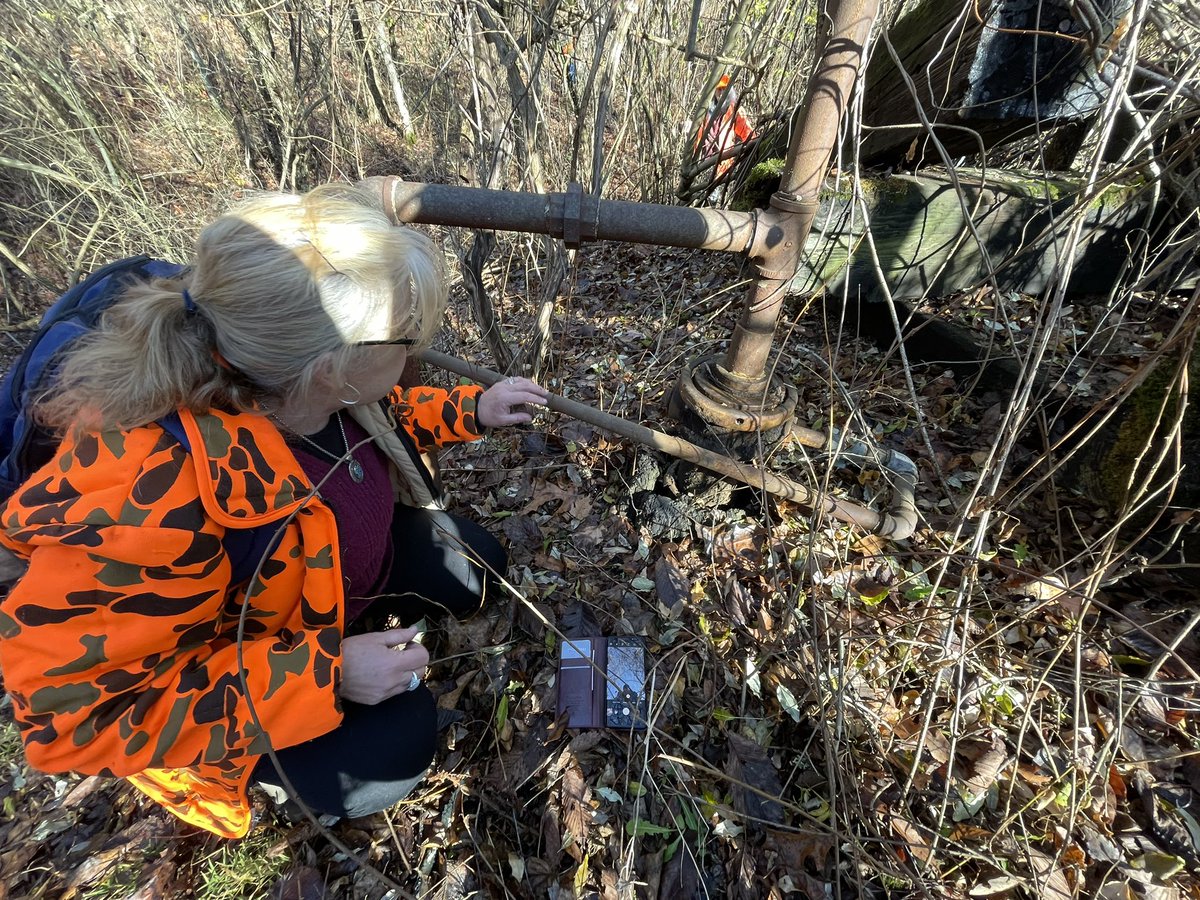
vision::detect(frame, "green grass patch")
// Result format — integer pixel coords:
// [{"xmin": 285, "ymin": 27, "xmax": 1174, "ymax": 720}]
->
[
  {"xmin": 0, "ymin": 716, "xmax": 22, "ymax": 769},
  {"xmin": 195, "ymin": 830, "xmax": 290, "ymax": 900}
]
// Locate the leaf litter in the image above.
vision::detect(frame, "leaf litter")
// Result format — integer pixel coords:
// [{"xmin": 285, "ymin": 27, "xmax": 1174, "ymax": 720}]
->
[{"xmin": 0, "ymin": 243, "xmax": 1197, "ymax": 898}]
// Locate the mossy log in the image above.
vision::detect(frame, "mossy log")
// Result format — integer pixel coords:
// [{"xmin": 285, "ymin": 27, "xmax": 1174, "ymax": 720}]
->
[
  {"xmin": 791, "ymin": 168, "xmax": 1176, "ymax": 302},
  {"xmin": 782, "ymin": 167, "xmax": 1195, "ymax": 391},
  {"xmin": 1072, "ymin": 343, "xmax": 1200, "ymax": 507},
  {"xmin": 1066, "ymin": 343, "xmax": 1200, "ymax": 579},
  {"xmin": 859, "ymin": 0, "xmax": 1133, "ymax": 167}
]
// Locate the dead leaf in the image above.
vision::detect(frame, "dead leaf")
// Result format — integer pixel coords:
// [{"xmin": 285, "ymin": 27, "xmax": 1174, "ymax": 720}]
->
[
  {"xmin": 568, "ymin": 731, "xmax": 606, "ymax": 754},
  {"xmin": 1109, "ymin": 765, "xmax": 1128, "ymax": 801},
  {"xmin": 559, "ymin": 422, "xmax": 595, "ymax": 445},
  {"xmin": 889, "ymin": 813, "xmax": 933, "ymax": 864},
  {"xmin": 949, "ymin": 824, "xmax": 993, "ymax": 842},
  {"xmin": 520, "ymin": 481, "xmax": 575, "ymax": 515},
  {"xmin": 1132, "ymin": 883, "xmax": 1181, "ymax": 900},
  {"xmin": 541, "ymin": 805, "xmax": 562, "ymax": 864},
  {"xmin": 658, "ymin": 846, "xmax": 701, "ymax": 900},
  {"xmin": 962, "ymin": 734, "xmax": 1010, "ymax": 794},
  {"xmin": 723, "ymin": 575, "xmax": 759, "ymax": 629},
  {"xmin": 532, "ymin": 551, "xmax": 566, "ymax": 573},
  {"xmin": 433, "ymin": 858, "xmax": 474, "ymax": 900},
  {"xmin": 725, "ymin": 733, "xmax": 784, "ymax": 826},
  {"xmin": 560, "ymin": 601, "xmax": 601, "ymax": 639},
  {"xmin": 61, "ymin": 776, "xmax": 105, "ymax": 809},
  {"xmin": 500, "ymin": 515, "xmax": 542, "ymax": 550},
  {"xmin": 1024, "ymin": 847, "xmax": 1073, "ymax": 900},
  {"xmin": 969, "ymin": 875, "xmax": 1021, "ymax": 896},
  {"xmin": 1017, "ymin": 763, "xmax": 1056, "ymax": 786},
  {"xmin": 1079, "ymin": 822, "xmax": 1122, "ymax": 863},
  {"xmin": 654, "ymin": 555, "xmax": 689, "ymax": 611},
  {"xmin": 437, "ymin": 669, "xmax": 478, "ymax": 710},
  {"xmin": 601, "ymin": 867, "xmax": 619, "ymax": 900},
  {"xmin": 269, "ymin": 865, "xmax": 328, "ymax": 900},
  {"xmin": 765, "ymin": 827, "xmax": 835, "ymax": 874},
  {"xmin": 639, "ymin": 847, "xmax": 664, "ymax": 900},
  {"xmin": 892, "ymin": 716, "xmax": 951, "ymax": 765},
  {"xmin": 516, "ymin": 600, "xmax": 555, "ymax": 642},
  {"xmin": 1004, "ymin": 573, "xmax": 1071, "ymax": 605},
  {"xmin": 734, "ymin": 847, "xmax": 758, "ymax": 900},
  {"xmin": 708, "ymin": 523, "xmax": 761, "ymax": 566},
  {"xmin": 561, "ymin": 763, "xmax": 591, "ymax": 862},
  {"xmin": 852, "ymin": 533, "xmax": 887, "ymax": 557}
]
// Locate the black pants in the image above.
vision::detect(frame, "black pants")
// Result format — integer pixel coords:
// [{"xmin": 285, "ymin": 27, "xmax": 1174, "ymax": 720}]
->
[{"xmin": 251, "ymin": 507, "xmax": 504, "ymax": 819}]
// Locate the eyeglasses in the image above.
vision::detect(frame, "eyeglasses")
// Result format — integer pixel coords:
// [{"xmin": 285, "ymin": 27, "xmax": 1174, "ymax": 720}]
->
[{"xmin": 356, "ymin": 337, "xmax": 416, "ymax": 347}]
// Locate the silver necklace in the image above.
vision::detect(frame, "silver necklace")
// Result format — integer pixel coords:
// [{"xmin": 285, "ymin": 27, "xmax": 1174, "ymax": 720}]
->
[{"xmin": 271, "ymin": 410, "xmax": 365, "ymax": 484}]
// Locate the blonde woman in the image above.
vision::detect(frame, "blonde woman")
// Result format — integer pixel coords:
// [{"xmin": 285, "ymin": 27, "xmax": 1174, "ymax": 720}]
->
[{"xmin": 0, "ymin": 183, "xmax": 548, "ymax": 837}]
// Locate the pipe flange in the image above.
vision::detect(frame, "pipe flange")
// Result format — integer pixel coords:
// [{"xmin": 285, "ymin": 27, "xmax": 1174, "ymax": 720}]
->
[{"xmin": 678, "ymin": 355, "xmax": 798, "ymax": 432}]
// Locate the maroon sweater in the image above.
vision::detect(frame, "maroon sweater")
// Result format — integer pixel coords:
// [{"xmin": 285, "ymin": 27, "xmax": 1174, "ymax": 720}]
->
[{"xmin": 287, "ymin": 412, "xmax": 394, "ymax": 622}]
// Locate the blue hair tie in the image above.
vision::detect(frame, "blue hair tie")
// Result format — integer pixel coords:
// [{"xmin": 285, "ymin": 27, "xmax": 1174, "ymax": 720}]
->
[{"xmin": 182, "ymin": 289, "xmax": 197, "ymax": 314}]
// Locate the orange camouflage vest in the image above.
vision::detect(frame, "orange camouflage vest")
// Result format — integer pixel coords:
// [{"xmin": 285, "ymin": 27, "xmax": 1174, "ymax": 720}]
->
[{"xmin": 0, "ymin": 384, "xmax": 483, "ymax": 837}]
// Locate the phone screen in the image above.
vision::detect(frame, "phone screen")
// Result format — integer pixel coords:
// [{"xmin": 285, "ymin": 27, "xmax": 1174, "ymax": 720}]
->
[{"xmin": 605, "ymin": 638, "xmax": 646, "ymax": 728}]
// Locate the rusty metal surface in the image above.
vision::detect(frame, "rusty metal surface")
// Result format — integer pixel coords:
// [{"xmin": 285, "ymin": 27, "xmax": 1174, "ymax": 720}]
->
[
  {"xmin": 420, "ymin": 349, "xmax": 895, "ymax": 535},
  {"xmin": 385, "ymin": 180, "xmax": 757, "ymax": 254},
  {"xmin": 678, "ymin": 355, "xmax": 798, "ymax": 432},
  {"xmin": 704, "ymin": 0, "xmax": 879, "ymax": 408}
]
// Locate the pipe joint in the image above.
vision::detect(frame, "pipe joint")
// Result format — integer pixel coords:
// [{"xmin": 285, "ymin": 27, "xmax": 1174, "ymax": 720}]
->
[
  {"xmin": 746, "ymin": 206, "xmax": 805, "ymax": 284},
  {"xmin": 559, "ymin": 181, "xmax": 598, "ymax": 248}
]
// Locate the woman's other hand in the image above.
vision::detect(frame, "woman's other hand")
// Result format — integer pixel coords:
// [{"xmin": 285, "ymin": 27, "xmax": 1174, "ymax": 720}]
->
[
  {"xmin": 340, "ymin": 626, "xmax": 430, "ymax": 705},
  {"xmin": 477, "ymin": 377, "xmax": 550, "ymax": 429}
]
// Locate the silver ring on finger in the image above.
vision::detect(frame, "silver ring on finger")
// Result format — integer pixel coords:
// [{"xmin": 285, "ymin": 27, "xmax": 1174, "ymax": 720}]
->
[{"xmin": 408, "ymin": 671, "xmax": 421, "ymax": 692}]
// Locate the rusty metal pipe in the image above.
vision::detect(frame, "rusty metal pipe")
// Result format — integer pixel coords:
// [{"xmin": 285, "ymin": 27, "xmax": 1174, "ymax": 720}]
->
[
  {"xmin": 379, "ymin": 180, "xmax": 758, "ymax": 254},
  {"xmin": 683, "ymin": 0, "xmax": 879, "ymax": 427},
  {"xmin": 420, "ymin": 349, "xmax": 899, "ymax": 535},
  {"xmin": 777, "ymin": 2, "xmax": 878, "ymax": 201},
  {"xmin": 726, "ymin": 0, "xmax": 877, "ymax": 370}
]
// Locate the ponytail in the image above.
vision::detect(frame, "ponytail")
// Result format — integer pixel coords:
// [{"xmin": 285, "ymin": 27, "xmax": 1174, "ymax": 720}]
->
[{"xmin": 35, "ymin": 275, "xmax": 257, "ymax": 433}]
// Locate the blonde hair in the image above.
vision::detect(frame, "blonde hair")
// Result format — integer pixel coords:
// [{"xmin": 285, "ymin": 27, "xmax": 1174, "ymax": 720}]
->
[{"xmin": 38, "ymin": 184, "xmax": 446, "ymax": 433}]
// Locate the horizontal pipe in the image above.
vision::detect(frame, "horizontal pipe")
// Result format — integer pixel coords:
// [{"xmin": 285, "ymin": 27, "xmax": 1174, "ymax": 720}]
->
[
  {"xmin": 420, "ymin": 349, "xmax": 889, "ymax": 534},
  {"xmin": 385, "ymin": 180, "xmax": 760, "ymax": 254}
]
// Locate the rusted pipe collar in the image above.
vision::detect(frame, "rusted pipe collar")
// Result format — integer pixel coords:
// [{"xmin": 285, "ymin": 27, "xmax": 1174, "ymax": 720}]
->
[
  {"xmin": 770, "ymin": 191, "xmax": 821, "ymax": 216},
  {"xmin": 562, "ymin": 181, "xmax": 598, "ymax": 248}
]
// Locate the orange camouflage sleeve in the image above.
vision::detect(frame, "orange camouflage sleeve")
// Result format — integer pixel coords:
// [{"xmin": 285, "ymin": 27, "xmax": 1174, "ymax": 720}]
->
[
  {"xmin": 0, "ymin": 432, "xmax": 343, "ymax": 779},
  {"xmin": 389, "ymin": 383, "xmax": 486, "ymax": 453}
]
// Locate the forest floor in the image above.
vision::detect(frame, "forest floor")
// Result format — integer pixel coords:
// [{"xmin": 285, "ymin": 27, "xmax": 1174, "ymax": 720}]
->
[{"xmin": 1, "ymin": 242, "xmax": 1198, "ymax": 899}]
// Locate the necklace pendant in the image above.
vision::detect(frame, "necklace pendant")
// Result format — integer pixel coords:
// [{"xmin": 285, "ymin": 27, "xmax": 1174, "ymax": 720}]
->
[{"xmin": 347, "ymin": 458, "xmax": 365, "ymax": 484}]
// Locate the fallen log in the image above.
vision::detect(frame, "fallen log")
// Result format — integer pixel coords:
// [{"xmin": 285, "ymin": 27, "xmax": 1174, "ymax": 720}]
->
[
  {"xmin": 791, "ymin": 167, "xmax": 1190, "ymax": 301},
  {"xmin": 786, "ymin": 167, "xmax": 1195, "ymax": 390}
]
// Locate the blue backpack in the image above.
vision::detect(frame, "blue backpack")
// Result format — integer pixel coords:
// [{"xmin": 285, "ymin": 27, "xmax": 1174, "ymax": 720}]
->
[{"xmin": 0, "ymin": 256, "xmax": 275, "ymax": 585}]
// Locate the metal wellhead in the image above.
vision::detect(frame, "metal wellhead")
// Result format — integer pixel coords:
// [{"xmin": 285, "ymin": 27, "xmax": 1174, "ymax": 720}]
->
[{"xmin": 375, "ymin": 0, "xmax": 914, "ymax": 538}]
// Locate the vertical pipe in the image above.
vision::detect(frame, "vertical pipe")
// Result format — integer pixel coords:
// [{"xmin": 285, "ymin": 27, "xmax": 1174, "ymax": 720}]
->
[
  {"xmin": 778, "ymin": 0, "xmax": 877, "ymax": 201},
  {"xmin": 701, "ymin": 0, "xmax": 877, "ymax": 406}
]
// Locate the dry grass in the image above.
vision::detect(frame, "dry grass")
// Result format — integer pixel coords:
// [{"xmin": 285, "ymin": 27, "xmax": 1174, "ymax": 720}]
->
[{"xmin": 0, "ymin": 1, "xmax": 1198, "ymax": 898}]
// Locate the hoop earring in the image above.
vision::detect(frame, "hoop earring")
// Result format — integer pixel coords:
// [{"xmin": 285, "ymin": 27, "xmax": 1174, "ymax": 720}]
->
[{"xmin": 338, "ymin": 382, "xmax": 362, "ymax": 406}]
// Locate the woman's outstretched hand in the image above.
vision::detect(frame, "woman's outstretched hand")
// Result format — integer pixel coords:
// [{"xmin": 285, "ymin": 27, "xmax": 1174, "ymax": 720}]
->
[
  {"xmin": 477, "ymin": 376, "xmax": 550, "ymax": 429},
  {"xmin": 340, "ymin": 626, "xmax": 429, "ymax": 705}
]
